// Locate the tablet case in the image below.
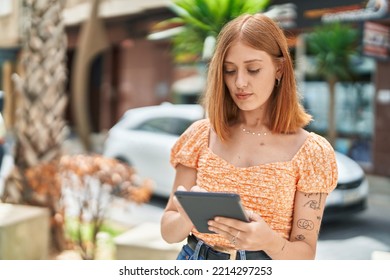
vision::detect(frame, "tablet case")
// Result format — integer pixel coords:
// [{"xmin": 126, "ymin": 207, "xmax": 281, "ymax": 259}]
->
[{"xmin": 175, "ymin": 191, "xmax": 249, "ymax": 233}]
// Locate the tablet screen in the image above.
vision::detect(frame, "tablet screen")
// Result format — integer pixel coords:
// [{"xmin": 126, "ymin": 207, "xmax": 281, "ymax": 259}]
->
[{"xmin": 175, "ymin": 191, "xmax": 249, "ymax": 233}]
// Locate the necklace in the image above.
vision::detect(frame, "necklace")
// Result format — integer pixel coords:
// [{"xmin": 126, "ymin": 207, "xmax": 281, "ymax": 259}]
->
[{"xmin": 241, "ymin": 127, "xmax": 269, "ymax": 136}]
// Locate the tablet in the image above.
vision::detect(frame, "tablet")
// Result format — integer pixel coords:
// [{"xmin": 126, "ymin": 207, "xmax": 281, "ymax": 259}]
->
[{"xmin": 174, "ymin": 191, "xmax": 249, "ymax": 233}]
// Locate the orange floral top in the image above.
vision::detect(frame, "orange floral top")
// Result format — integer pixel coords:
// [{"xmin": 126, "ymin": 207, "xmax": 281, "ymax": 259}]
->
[{"xmin": 171, "ymin": 119, "xmax": 338, "ymax": 248}]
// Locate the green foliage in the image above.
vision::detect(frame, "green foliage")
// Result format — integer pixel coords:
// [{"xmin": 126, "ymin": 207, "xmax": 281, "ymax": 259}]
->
[
  {"xmin": 65, "ymin": 217, "xmax": 127, "ymax": 259},
  {"xmin": 306, "ymin": 22, "xmax": 359, "ymax": 82},
  {"xmin": 159, "ymin": 0, "xmax": 269, "ymax": 63},
  {"xmin": 306, "ymin": 22, "xmax": 360, "ymax": 147},
  {"xmin": 65, "ymin": 217, "xmax": 126, "ymax": 243}
]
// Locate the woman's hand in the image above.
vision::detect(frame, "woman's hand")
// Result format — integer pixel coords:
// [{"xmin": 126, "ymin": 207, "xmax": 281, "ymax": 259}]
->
[{"xmin": 207, "ymin": 210, "xmax": 273, "ymax": 251}]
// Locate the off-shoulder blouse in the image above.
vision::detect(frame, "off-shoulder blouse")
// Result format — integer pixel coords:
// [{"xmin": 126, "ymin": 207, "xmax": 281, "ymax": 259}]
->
[{"xmin": 171, "ymin": 119, "xmax": 338, "ymax": 248}]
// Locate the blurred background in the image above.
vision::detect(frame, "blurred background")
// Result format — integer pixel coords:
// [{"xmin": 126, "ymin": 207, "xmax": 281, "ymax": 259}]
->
[{"xmin": 0, "ymin": 0, "xmax": 389, "ymax": 260}]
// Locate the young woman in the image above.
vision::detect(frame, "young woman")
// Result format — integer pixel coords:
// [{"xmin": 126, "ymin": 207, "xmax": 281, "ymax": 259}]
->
[{"xmin": 161, "ymin": 13, "xmax": 338, "ymax": 260}]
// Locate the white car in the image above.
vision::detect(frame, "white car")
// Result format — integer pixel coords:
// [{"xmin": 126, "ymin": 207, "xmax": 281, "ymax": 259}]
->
[
  {"xmin": 103, "ymin": 103, "xmax": 205, "ymax": 197},
  {"xmin": 103, "ymin": 103, "xmax": 369, "ymax": 219}
]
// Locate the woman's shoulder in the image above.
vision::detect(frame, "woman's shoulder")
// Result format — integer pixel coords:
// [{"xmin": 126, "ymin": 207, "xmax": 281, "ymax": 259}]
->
[
  {"xmin": 295, "ymin": 131, "xmax": 338, "ymax": 193},
  {"xmin": 170, "ymin": 118, "xmax": 209, "ymax": 168},
  {"xmin": 294, "ymin": 130, "xmax": 336, "ymax": 165},
  {"xmin": 174, "ymin": 118, "xmax": 209, "ymax": 147},
  {"xmin": 304, "ymin": 131, "xmax": 335, "ymax": 153},
  {"xmin": 190, "ymin": 118, "xmax": 210, "ymax": 130}
]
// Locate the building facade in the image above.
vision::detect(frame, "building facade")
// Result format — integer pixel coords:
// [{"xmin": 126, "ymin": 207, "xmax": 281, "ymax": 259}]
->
[{"xmin": 0, "ymin": 0, "xmax": 176, "ymax": 132}]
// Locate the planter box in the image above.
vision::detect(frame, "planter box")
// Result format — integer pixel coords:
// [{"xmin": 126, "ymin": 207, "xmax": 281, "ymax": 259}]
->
[
  {"xmin": 0, "ymin": 203, "xmax": 50, "ymax": 259},
  {"xmin": 114, "ymin": 222, "xmax": 184, "ymax": 260}
]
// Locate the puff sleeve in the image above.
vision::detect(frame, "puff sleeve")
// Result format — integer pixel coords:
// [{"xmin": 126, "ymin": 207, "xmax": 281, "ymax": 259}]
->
[
  {"xmin": 170, "ymin": 119, "xmax": 209, "ymax": 169},
  {"xmin": 295, "ymin": 133, "xmax": 338, "ymax": 194}
]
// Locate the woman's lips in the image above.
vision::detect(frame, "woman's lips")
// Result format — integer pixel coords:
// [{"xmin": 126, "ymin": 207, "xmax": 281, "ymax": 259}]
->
[{"xmin": 235, "ymin": 92, "xmax": 252, "ymax": 100}]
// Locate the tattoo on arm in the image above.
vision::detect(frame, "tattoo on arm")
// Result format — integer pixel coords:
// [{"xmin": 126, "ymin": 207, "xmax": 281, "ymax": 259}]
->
[
  {"xmin": 297, "ymin": 219, "xmax": 314, "ymax": 230},
  {"xmin": 303, "ymin": 193, "xmax": 323, "ymax": 210},
  {"xmin": 295, "ymin": 234, "xmax": 306, "ymax": 241}
]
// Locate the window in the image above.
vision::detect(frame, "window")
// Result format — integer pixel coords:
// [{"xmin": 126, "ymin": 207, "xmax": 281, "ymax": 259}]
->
[
  {"xmin": 304, "ymin": 81, "xmax": 374, "ymax": 137},
  {"xmin": 303, "ymin": 81, "xmax": 374, "ymax": 164}
]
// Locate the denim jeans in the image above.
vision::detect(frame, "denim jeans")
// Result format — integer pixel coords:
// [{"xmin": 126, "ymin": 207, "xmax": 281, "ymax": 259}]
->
[
  {"xmin": 176, "ymin": 242, "xmax": 205, "ymax": 260},
  {"xmin": 176, "ymin": 239, "xmax": 248, "ymax": 260}
]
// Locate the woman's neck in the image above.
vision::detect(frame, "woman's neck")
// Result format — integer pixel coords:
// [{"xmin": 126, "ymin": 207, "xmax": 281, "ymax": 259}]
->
[{"xmin": 238, "ymin": 110, "xmax": 268, "ymax": 129}]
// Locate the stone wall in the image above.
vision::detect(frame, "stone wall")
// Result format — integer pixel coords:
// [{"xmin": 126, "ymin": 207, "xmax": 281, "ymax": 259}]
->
[{"xmin": 0, "ymin": 203, "xmax": 50, "ymax": 260}]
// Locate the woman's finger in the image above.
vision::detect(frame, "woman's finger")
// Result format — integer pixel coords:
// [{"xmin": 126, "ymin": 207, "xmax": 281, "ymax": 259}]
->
[
  {"xmin": 176, "ymin": 185, "xmax": 187, "ymax": 192},
  {"xmin": 208, "ymin": 218, "xmax": 240, "ymax": 236},
  {"xmin": 190, "ymin": 185, "xmax": 207, "ymax": 192}
]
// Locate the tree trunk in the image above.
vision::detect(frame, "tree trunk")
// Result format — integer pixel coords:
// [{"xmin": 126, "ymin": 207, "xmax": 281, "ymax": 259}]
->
[{"xmin": 2, "ymin": 0, "xmax": 68, "ymax": 253}]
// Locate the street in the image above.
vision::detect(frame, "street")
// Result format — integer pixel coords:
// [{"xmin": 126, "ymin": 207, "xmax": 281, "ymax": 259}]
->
[{"xmin": 317, "ymin": 176, "xmax": 390, "ymax": 260}]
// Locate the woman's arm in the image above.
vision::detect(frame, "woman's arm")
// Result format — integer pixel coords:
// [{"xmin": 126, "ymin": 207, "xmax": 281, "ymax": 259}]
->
[
  {"xmin": 208, "ymin": 190, "xmax": 328, "ymax": 259},
  {"xmin": 266, "ymin": 191, "xmax": 328, "ymax": 259},
  {"xmin": 160, "ymin": 163, "xmax": 197, "ymax": 243}
]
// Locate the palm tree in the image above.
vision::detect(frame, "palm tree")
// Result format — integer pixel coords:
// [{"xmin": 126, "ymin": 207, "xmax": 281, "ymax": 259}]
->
[
  {"xmin": 2, "ymin": 0, "xmax": 68, "ymax": 252},
  {"xmin": 306, "ymin": 22, "xmax": 359, "ymax": 147},
  {"xmin": 155, "ymin": 0, "xmax": 269, "ymax": 63}
]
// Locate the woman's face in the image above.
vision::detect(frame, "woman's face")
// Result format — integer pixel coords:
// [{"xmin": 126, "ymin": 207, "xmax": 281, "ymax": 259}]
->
[{"xmin": 223, "ymin": 41, "xmax": 279, "ymax": 112}]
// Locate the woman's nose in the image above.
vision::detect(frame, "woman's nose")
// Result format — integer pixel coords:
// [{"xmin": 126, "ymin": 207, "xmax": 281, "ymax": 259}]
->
[{"xmin": 235, "ymin": 72, "xmax": 248, "ymax": 89}]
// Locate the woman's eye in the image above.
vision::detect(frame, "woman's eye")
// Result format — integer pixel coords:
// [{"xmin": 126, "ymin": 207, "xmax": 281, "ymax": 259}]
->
[
  {"xmin": 224, "ymin": 69, "xmax": 236, "ymax": 75},
  {"xmin": 248, "ymin": 69, "xmax": 260, "ymax": 74}
]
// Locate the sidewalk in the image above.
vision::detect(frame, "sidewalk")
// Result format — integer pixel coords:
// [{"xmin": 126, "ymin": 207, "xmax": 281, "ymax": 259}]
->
[
  {"xmin": 366, "ymin": 174, "xmax": 390, "ymax": 195},
  {"xmin": 366, "ymin": 174, "xmax": 390, "ymax": 210},
  {"xmin": 365, "ymin": 174, "xmax": 390, "ymax": 260}
]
